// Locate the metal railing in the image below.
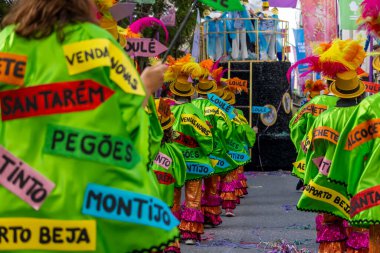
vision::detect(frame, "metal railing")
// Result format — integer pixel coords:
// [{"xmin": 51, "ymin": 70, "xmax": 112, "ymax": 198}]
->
[{"xmin": 200, "ymin": 17, "xmax": 289, "ymax": 62}]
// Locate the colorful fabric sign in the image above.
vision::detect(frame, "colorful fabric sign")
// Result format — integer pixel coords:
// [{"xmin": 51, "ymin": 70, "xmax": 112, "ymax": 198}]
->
[
  {"xmin": 292, "ymin": 103, "xmax": 328, "ymax": 125},
  {"xmin": 228, "ymin": 151, "xmax": 250, "ymax": 163},
  {"xmin": 344, "ymin": 119, "xmax": 380, "ymax": 151},
  {"xmin": 154, "ymin": 152, "xmax": 172, "ymax": 170},
  {"xmin": 109, "ymin": 2, "xmax": 136, "ymax": 21},
  {"xmin": 191, "ymin": 9, "xmax": 201, "ymax": 62},
  {"xmin": 339, "ymin": 0, "xmax": 361, "ymax": 30},
  {"xmin": 125, "ymin": 38, "xmax": 168, "ymax": 57},
  {"xmin": 0, "ymin": 218, "xmax": 96, "ymax": 251},
  {"xmin": 303, "ymin": 180, "xmax": 350, "ymax": 219},
  {"xmin": 350, "ymin": 185, "xmax": 380, "ymax": 218},
  {"xmin": 154, "ymin": 171, "xmax": 176, "ymax": 185},
  {"xmin": 269, "ymin": 0, "xmax": 297, "ymax": 8},
  {"xmin": 0, "ymin": 80, "xmax": 114, "ymax": 121},
  {"xmin": 293, "ymin": 159, "xmax": 306, "ymax": 175},
  {"xmin": 160, "ymin": 7, "xmax": 176, "ymax": 27},
  {"xmin": 186, "ymin": 162, "xmax": 214, "ymax": 175},
  {"xmin": 301, "ymin": 0, "xmax": 337, "ymax": 55},
  {"xmin": 82, "ymin": 183, "xmax": 179, "ymax": 231},
  {"xmin": 0, "ymin": 146, "xmax": 55, "ymax": 210},
  {"xmin": 63, "ymin": 39, "xmax": 145, "ymax": 96},
  {"xmin": 208, "ymin": 93, "xmax": 235, "ymax": 119},
  {"xmin": 364, "ymin": 81, "xmax": 380, "ymax": 94},
  {"xmin": 293, "ymin": 29, "xmax": 308, "ymax": 74},
  {"xmin": 252, "ymin": 106, "xmax": 271, "ymax": 114},
  {"xmin": 209, "ymin": 155, "xmax": 230, "ymax": 169},
  {"xmin": 180, "ymin": 114, "xmax": 212, "ymax": 137},
  {"xmin": 199, "ymin": 0, "xmax": 244, "ymax": 11},
  {"xmin": 44, "ymin": 124, "xmax": 140, "ymax": 169},
  {"xmin": 227, "ymin": 78, "xmax": 248, "ymax": 93},
  {"xmin": 0, "ymin": 52, "xmax": 27, "ymax": 86},
  {"xmin": 173, "ymin": 131, "xmax": 199, "ymax": 148},
  {"xmin": 313, "ymin": 126, "xmax": 340, "ymax": 145}
]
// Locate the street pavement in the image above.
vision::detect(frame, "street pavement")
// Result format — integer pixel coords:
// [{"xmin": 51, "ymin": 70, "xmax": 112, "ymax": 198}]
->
[{"xmin": 182, "ymin": 171, "xmax": 319, "ymax": 253}]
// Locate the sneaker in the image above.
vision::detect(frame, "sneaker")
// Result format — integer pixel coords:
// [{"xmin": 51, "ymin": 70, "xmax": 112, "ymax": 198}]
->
[
  {"xmin": 185, "ymin": 239, "xmax": 196, "ymax": 245},
  {"xmin": 296, "ymin": 180, "xmax": 304, "ymax": 191},
  {"xmin": 225, "ymin": 209, "xmax": 235, "ymax": 217}
]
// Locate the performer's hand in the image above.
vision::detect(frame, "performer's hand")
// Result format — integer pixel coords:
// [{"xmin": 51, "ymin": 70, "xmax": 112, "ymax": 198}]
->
[
  {"xmin": 141, "ymin": 63, "xmax": 168, "ymax": 95},
  {"xmin": 140, "ymin": 63, "xmax": 168, "ymax": 107},
  {"xmin": 253, "ymin": 126, "xmax": 258, "ymax": 133}
]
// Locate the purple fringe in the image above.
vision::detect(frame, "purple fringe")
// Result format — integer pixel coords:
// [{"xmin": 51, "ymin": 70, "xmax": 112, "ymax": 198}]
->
[
  {"xmin": 181, "ymin": 207, "xmax": 204, "ymax": 223},
  {"xmin": 316, "ymin": 214, "xmax": 324, "ymax": 231},
  {"xmin": 234, "ymin": 180, "xmax": 243, "ymax": 189},
  {"xmin": 172, "ymin": 210, "xmax": 181, "ymax": 221},
  {"xmin": 221, "ymin": 181, "xmax": 236, "ymax": 192},
  {"xmin": 238, "ymin": 173, "xmax": 247, "ymax": 181},
  {"xmin": 202, "ymin": 194, "xmax": 222, "ymax": 207},
  {"xmin": 204, "ymin": 213, "xmax": 222, "ymax": 227},
  {"xmin": 164, "ymin": 246, "xmax": 180, "ymax": 253},
  {"xmin": 242, "ymin": 188, "xmax": 248, "ymax": 195},
  {"xmin": 222, "ymin": 200, "xmax": 236, "ymax": 210},
  {"xmin": 181, "ymin": 231, "xmax": 201, "ymax": 241},
  {"xmin": 347, "ymin": 230, "xmax": 369, "ymax": 250},
  {"xmin": 235, "ymin": 197, "xmax": 240, "ymax": 205},
  {"xmin": 316, "ymin": 222, "xmax": 347, "ymax": 243}
]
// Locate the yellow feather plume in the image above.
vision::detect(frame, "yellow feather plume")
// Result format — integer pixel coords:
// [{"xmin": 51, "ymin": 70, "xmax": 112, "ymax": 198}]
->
[{"xmin": 181, "ymin": 62, "xmax": 202, "ymax": 78}]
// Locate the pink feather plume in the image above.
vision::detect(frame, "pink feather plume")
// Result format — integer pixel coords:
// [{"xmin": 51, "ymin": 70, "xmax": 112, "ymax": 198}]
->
[
  {"xmin": 358, "ymin": 0, "xmax": 380, "ymax": 37},
  {"xmin": 129, "ymin": 17, "xmax": 169, "ymax": 43}
]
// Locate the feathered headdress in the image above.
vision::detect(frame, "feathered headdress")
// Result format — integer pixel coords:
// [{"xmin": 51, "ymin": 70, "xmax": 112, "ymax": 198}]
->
[
  {"xmin": 302, "ymin": 79, "xmax": 328, "ymax": 98},
  {"xmin": 357, "ymin": 0, "xmax": 380, "ymax": 38},
  {"xmin": 287, "ymin": 39, "xmax": 366, "ymax": 81},
  {"xmin": 164, "ymin": 54, "xmax": 202, "ymax": 84},
  {"xmin": 123, "ymin": 17, "xmax": 169, "ymax": 43}
]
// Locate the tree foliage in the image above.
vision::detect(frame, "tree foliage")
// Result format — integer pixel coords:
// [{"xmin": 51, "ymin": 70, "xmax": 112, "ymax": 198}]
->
[
  {"xmin": 0, "ymin": 0, "xmax": 13, "ymax": 21},
  {"xmin": 136, "ymin": 0, "xmax": 205, "ymax": 58}
]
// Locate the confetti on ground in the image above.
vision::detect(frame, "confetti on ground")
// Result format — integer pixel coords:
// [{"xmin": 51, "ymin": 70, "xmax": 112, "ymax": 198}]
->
[
  {"xmin": 286, "ymin": 224, "xmax": 312, "ymax": 230},
  {"xmin": 196, "ymin": 239, "xmax": 313, "ymax": 252},
  {"xmin": 282, "ymin": 204, "xmax": 297, "ymax": 212}
]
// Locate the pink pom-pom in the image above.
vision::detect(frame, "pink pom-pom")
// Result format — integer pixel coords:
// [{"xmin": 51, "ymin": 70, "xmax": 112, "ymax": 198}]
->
[{"xmin": 129, "ymin": 17, "xmax": 169, "ymax": 43}]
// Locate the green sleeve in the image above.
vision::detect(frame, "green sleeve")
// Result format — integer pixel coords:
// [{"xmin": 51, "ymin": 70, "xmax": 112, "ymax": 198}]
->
[
  {"xmin": 147, "ymin": 96, "xmax": 164, "ymax": 162},
  {"xmin": 329, "ymin": 105, "xmax": 371, "ymax": 193}
]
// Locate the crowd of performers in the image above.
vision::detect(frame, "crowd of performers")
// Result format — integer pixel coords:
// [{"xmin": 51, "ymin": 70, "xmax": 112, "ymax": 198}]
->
[
  {"xmin": 288, "ymin": 36, "xmax": 380, "ymax": 251},
  {"xmin": 203, "ymin": 0, "xmax": 282, "ymax": 61},
  {"xmin": 0, "ymin": 0, "xmax": 257, "ymax": 253},
  {"xmin": 157, "ymin": 55, "xmax": 257, "ymax": 252}
]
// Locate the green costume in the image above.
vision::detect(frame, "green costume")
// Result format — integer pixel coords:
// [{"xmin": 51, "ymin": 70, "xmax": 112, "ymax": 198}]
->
[
  {"xmin": 289, "ymin": 95, "xmax": 339, "ymax": 180},
  {"xmin": 0, "ymin": 23, "xmax": 178, "ymax": 252},
  {"xmin": 298, "ymin": 104, "xmax": 359, "ymax": 220},
  {"xmin": 152, "ymin": 142, "xmax": 186, "ymax": 207},
  {"xmin": 329, "ymin": 93, "xmax": 380, "ymax": 226},
  {"xmin": 192, "ymin": 98, "xmax": 238, "ymax": 175},
  {"xmin": 228, "ymin": 115, "xmax": 252, "ymax": 166},
  {"xmin": 171, "ymin": 101, "xmax": 214, "ymax": 181},
  {"xmin": 236, "ymin": 109, "xmax": 256, "ymax": 150}
]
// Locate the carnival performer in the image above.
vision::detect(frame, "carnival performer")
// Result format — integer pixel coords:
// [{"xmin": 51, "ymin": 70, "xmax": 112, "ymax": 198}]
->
[
  {"xmin": 203, "ymin": 9, "xmax": 225, "ymax": 61},
  {"xmin": 0, "ymin": 1, "xmax": 180, "ymax": 253},
  {"xmin": 235, "ymin": 108, "xmax": 257, "ymax": 198},
  {"xmin": 217, "ymin": 86, "xmax": 252, "ymax": 216},
  {"xmin": 150, "ymin": 99, "xmax": 187, "ymax": 253},
  {"xmin": 295, "ymin": 40, "xmax": 369, "ymax": 253},
  {"xmin": 288, "ymin": 78, "xmax": 338, "ymax": 185},
  {"xmin": 165, "ymin": 55, "xmax": 214, "ymax": 246},
  {"xmin": 192, "ymin": 59, "xmax": 239, "ymax": 227},
  {"xmin": 226, "ymin": 2, "xmax": 255, "ymax": 60},
  {"xmin": 327, "ymin": 2, "xmax": 380, "ymax": 251},
  {"xmin": 257, "ymin": 0, "xmax": 276, "ymax": 60}
]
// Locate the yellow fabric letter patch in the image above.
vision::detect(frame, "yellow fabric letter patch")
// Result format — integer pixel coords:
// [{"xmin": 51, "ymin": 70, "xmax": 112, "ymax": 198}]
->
[
  {"xmin": 181, "ymin": 114, "xmax": 212, "ymax": 137},
  {"xmin": 108, "ymin": 43, "xmax": 145, "ymax": 96},
  {"xmin": 0, "ymin": 218, "xmax": 96, "ymax": 251},
  {"xmin": 63, "ymin": 39, "xmax": 111, "ymax": 75}
]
